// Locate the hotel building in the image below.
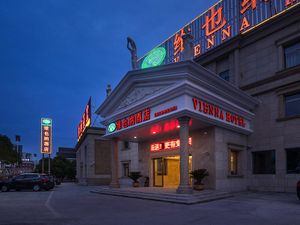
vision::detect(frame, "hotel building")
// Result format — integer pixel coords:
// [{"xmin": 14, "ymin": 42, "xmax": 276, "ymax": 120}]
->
[{"xmin": 96, "ymin": 0, "xmax": 300, "ymax": 193}]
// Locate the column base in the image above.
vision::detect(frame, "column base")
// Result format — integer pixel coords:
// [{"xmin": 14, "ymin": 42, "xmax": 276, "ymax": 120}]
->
[
  {"xmin": 109, "ymin": 182, "xmax": 120, "ymax": 188},
  {"xmin": 176, "ymin": 185, "xmax": 193, "ymax": 194}
]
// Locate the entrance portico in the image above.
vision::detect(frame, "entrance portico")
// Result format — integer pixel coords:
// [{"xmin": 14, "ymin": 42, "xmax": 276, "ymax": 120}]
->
[{"xmin": 96, "ymin": 60, "xmax": 258, "ymax": 194}]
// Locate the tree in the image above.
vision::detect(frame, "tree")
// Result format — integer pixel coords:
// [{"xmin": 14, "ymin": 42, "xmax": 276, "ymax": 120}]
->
[
  {"xmin": 35, "ymin": 155, "xmax": 76, "ymax": 180},
  {"xmin": 0, "ymin": 134, "xmax": 20, "ymax": 164}
]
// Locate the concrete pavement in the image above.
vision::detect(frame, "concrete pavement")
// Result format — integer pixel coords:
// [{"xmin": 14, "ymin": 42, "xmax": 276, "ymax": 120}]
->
[{"xmin": 0, "ymin": 183, "xmax": 299, "ymax": 225}]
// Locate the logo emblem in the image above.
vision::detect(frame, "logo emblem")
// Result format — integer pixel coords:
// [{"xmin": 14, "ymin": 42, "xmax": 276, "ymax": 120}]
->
[
  {"xmin": 108, "ymin": 123, "xmax": 116, "ymax": 133},
  {"xmin": 141, "ymin": 47, "xmax": 166, "ymax": 69}
]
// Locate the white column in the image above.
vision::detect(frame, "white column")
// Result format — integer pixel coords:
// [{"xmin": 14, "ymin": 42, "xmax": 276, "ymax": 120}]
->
[
  {"xmin": 176, "ymin": 116, "xmax": 193, "ymax": 194},
  {"xmin": 110, "ymin": 138, "xmax": 120, "ymax": 188}
]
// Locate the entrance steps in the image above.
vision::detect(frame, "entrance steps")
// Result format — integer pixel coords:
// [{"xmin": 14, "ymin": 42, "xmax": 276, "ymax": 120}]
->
[{"xmin": 91, "ymin": 187, "xmax": 233, "ymax": 204}]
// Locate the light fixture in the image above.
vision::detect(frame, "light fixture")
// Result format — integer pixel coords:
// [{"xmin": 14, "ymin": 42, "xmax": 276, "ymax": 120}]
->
[
  {"xmin": 177, "ymin": 125, "xmax": 180, "ymax": 128},
  {"xmin": 152, "ymin": 131, "xmax": 156, "ymax": 134},
  {"xmin": 134, "ymin": 136, "xmax": 137, "ymax": 139}
]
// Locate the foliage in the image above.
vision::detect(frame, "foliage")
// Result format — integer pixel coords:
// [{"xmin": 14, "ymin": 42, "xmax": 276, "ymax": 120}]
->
[
  {"xmin": 35, "ymin": 156, "xmax": 76, "ymax": 180},
  {"xmin": 128, "ymin": 171, "xmax": 142, "ymax": 182},
  {"xmin": 0, "ymin": 134, "xmax": 21, "ymax": 164},
  {"xmin": 190, "ymin": 169, "xmax": 209, "ymax": 185}
]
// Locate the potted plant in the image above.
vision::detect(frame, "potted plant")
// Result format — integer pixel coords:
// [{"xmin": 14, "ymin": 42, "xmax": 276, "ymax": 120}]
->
[
  {"xmin": 128, "ymin": 172, "xmax": 142, "ymax": 187},
  {"xmin": 190, "ymin": 169, "xmax": 209, "ymax": 191}
]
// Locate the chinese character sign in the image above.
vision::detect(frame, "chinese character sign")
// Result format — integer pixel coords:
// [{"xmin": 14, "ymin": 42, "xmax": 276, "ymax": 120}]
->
[
  {"xmin": 77, "ymin": 97, "xmax": 92, "ymax": 141},
  {"xmin": 108, "ymin": 108, "xmax": 151, "ymax": 133},
  {"xmin": 41, "ymin": 118, "xmax": 52, "ymax": 154},
  {"xmin": 138, "ymin": 0, "xmax": 300, "ymax": 68}
]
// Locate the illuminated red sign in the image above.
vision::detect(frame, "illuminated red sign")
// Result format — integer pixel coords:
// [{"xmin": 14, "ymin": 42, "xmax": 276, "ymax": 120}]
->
[
  {"xmin": 41, "ymin": 118, "xmax": 52, "ymax": 154},
  {"xmin": 192, "ymin": 97, "xmax": 246, "ymax": 128},
  {"xmin": 154, "ymin": 106, "xmax": 177, "ymax": 117},
  {"xmin": 77, "ymin": 97, "xmax": 91, "ymax": 141},
  {"xmin": 113, "ymin": 108, "xmax": 151, "ymax": 131},
  {"xmin": 151, "ymin": 137, "xmax": 192, "ymax": 152}
]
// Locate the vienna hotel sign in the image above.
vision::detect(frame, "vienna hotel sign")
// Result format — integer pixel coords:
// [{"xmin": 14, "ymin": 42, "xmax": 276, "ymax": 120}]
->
[
  {"xmin": 138, "ymin": 0, "xmax": 300, "ymax": 68},
  {"xmin": 192, "ymin": 97, "xmax": 246, "ymax": 128}
]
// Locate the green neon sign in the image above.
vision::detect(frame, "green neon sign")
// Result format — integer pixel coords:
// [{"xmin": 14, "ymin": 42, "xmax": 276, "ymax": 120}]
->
[
  {"xmin": 108, "ymin": 122, "xmax": 116, "ymax": 133},
  {"xmin": 141, "ymin": 47, "xmax": 166, "ymax": 69},
  {"xmin": 41, "ymin": 118, "xmax": 52, "ymax": 126}
]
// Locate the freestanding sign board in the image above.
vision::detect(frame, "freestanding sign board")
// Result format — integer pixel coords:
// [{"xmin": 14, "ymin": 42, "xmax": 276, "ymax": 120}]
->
[{"xmin": 41, "ymin": 118, "xmax": 52, "ymax": 154}]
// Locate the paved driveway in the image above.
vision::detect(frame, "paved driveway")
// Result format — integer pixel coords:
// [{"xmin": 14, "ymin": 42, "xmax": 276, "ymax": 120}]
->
[{"xmin": 0, "ymin": 183, "xmax": 299, "ymax": 225}]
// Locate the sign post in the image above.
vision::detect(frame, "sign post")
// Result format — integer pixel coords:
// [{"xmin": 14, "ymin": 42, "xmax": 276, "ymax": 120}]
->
[{"xmin": 41, "ymin": 118, "xmax": 52, "ymax": 174}]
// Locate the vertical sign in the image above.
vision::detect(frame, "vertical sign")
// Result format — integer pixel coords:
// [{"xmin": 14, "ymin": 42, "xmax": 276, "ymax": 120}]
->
[
  {"xmin": 77, "ymin": 97, "xmax": 92, "ymax": 141},
  {"xmin": 41, "ymin": 118, "xmax": 52, "ymax": 154}
]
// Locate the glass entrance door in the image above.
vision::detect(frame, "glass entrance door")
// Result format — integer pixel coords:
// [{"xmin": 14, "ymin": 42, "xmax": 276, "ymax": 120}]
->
[{"xmin": 153, "ymin": 158, "xmax": 164, "ymax": 187}]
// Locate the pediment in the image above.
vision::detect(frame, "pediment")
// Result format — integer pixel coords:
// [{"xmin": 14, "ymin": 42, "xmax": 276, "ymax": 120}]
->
[
  {"xmin": 97, "ymin": 61, "xmax": 259, "ymax": 118},
  {"xmin": 117, "ymin": 84, "xmax": 169, "ymax": 111}
]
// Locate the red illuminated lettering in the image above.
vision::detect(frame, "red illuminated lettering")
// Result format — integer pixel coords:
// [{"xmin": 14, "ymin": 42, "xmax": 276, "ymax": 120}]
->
[
  {"xmin": 135, "ymin": 112, "xmax": 142, "ymax": 123},
  {"xmin": 122, "ymin": 118, "xmax": 128, "ymax": 128},
  {"xmin": 128, "ymin": 115, "xmax": 136, "ymax": 126},
  {"xmin": 116, "ymin": 120, "xmax": 122, "ymax": 130},
  {"xmin": 192, "ymin": 98, "xmax": 198, "ymax": 110},
  {"xmin": 286, "ymin": 0, "xmax": 297, "ymax": 6},
  {"xmin": 150, "ymin": 137, "xmax": 192, "ymax": 152},
  {"xmin": 221, "ymin": 26, "xmax": 231, "ymax": 41},
  {"xmin": 207, "ymin": 35, "xmax": 215, "ymax": 49},
  {"xmin": 240, "ymin": 0, "xmax": 256, "ymax": 14},
  {"xmin": 202, "ymin": 6, "xmax": 226, "ymax": 37},
  {"xmin": 240, "ymin": 16, "xmax": 250, "ymax": 32},
  {"xmin": 173, "ymin": 29, "xmax": 185, "ymax": 57},
  {"xmin": 192, "ymin": 97, "xmax": 246, "ymax": 128},
  {"xmin": 143, "ymin": 108, "xmax": 151, "ymax": 121},
  {"xmin": 194, "ymin": 44, "xmax": 201, "ymax": 57}
]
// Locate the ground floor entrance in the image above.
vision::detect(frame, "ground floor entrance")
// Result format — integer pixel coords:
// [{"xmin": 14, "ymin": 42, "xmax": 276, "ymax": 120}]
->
[{"xmin": 152, "ymin": 155, "xmax": 192, "ymax": 188}]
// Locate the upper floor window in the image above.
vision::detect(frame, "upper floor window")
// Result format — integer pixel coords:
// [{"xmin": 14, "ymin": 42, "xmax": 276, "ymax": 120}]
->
[
  {"xmin": 252, "ymin": 150, "xmax": 276, "ymax": 174},
  {"xmin": 219, "ymin": 70, "xmax": 230, "ymax": 82},
  {"xmin": 286, "ymin": 148, "xmax": 300, "ymax": 174},
  {"xmin": 285, "ymin": 42, "xmax": 300, "ymax": 68},
  {"xmin": 285, "ymin": 92, "xmax": 300, "ymax": 117}
]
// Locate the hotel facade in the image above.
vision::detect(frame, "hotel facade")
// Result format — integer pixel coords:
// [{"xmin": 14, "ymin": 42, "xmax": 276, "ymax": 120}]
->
[{"xmin": 96, "ymin": 0, "xmax": 300, "ymax": 193}]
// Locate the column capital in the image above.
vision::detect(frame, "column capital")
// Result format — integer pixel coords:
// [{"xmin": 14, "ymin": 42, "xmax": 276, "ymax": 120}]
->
[{"xmin": 178, "ymin": 116, "xmax": 191, "ymax": 123}]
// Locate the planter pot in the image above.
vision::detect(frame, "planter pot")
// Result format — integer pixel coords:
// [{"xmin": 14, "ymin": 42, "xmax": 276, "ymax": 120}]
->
[
  {"xmin": 193, "ymin": 184, "xmax": 204, "ymax": 191},
  {"xmin": 133, "ymin": 182, "xmax": 139, "ymax": 187}
]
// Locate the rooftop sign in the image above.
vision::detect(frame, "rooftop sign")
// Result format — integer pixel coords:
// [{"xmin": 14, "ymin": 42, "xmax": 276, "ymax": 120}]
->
[{"xmin": 138, "ymin": 0, "xmax": 300, "ymax": 68}]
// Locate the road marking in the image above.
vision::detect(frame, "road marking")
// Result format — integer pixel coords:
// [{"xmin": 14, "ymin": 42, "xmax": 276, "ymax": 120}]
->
[{"xmin": 45, "ymin": 191, "xmax": 61, "ymax": 218}]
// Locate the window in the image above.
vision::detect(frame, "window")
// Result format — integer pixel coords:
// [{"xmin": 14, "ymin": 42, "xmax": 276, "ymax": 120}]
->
[
  {"xmin": 219, "ymin": 70, "xmax": 230, "ymax": 82},
  {"xmin": 285, "ymin": 92, "xmax": 300, "ymax": 117},
  {"xmin": 123, "ymin": 141, "xmax": 129, "ymax": 149},
  {"xmin": 229, "ymin": 150, "xmax": 238, "ymax": 175},
  {"xmin": 252, "ymin": 150, "xmax": 276, "ymax": 174},
  {"xmin": 286, "ymin": 148, "xmax": 300, "ymax": 174},
  {"xmin": 122, "ymin": 162, "xmax": 130, "ymax": 177},
  {"xmin": 285, "ymin": 42, "xmax": 300, "ymax": 68}
]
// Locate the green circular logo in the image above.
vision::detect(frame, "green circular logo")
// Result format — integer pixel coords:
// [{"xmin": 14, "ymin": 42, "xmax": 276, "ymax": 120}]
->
[
  {"xmin": 42, "ymin": 118, "xmax": 52, "ymax": 125},
  {"xmin": 108, "ymin": 123, "xmax": 116, "ymax": 133},
  {"xmin": 141, "ymin": 47, "xmax": 166, "ymax": 69}
]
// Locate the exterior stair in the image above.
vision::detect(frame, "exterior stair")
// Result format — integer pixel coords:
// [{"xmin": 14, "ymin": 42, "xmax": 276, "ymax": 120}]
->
[{"xmin": 91, "ymin": 187, "xmax": 233, "ymax": 204}]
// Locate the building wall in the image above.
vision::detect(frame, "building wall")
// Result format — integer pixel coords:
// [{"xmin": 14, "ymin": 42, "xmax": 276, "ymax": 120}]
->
[
  {"xmin": 197, "ymin": 9, "xmax": 300, "ymax": 192},
  {"xmin": 118, "ymin": 141, "xmax": 139, "ymax": 187},
  {"xmin": 76, "ymin": 134, "xmax": 111, "ymax": 185}
]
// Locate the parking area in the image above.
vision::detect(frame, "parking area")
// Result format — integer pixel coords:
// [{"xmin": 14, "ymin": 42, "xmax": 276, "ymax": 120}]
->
[{"xmin": 0, "ymin": 183, "xmax": 299, "ymax": 225}]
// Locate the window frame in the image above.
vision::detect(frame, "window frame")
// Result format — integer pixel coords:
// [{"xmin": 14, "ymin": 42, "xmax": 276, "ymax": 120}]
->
[
  {"xmin": 252, "ymin": 150, "xmax": 276, "ymax": 175},
  {"xmin": 286, "ymin": 148, "xmax": 300, "ymax": 174},
  {"xmin": 284, "ymin": 42, "xmax": 300, "ymax": 69}
]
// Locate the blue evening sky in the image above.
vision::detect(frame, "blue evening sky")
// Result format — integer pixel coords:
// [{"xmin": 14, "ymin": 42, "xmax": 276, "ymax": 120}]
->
[{"xmin": 0, "ymin": 0, "xmax": 217, "ymax": 158}]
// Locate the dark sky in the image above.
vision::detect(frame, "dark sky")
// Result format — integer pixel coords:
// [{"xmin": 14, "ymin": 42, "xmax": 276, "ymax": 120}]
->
[{"xmin": 0, "ymin": 0, "xmax": 217, "ymax": 158}]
